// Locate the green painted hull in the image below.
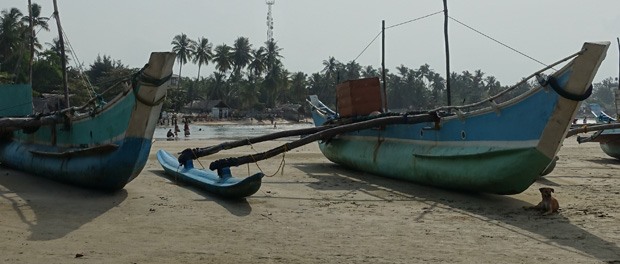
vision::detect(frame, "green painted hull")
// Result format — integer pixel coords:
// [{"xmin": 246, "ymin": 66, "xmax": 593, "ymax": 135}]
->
[
  {"xmin": 319, "ymin": 138, "xmax": 551, "ymax": 195},
  {"xmin": 600, "ymin": 142, "xmax": 620, "ymax": 159}
]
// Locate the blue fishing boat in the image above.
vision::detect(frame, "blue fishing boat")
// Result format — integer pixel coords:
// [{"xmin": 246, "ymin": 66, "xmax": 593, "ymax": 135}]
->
[
  {"xmin": 0, "ymin": 52, "xmax": 176, "ymax": 191},
  {"xmin": 309, "ymin": 42, "xmax": 610, "ymax": 195},
  {"xmin": 157, "ymin": 150, "xmax": 264, "ymax": 198}
]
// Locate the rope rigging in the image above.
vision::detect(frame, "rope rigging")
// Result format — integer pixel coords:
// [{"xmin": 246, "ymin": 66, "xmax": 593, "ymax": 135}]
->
[{"xmin": 351, "ymin": 11, "xmax": 552, "ymax": 72}]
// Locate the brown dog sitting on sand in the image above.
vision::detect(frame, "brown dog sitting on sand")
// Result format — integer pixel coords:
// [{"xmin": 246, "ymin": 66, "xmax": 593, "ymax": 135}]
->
[{"xmin": 525, "ymin": 187, "xmax": 559, "ymax": 215}]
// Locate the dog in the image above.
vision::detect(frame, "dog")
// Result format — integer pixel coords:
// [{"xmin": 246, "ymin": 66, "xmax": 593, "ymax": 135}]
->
[{"xmin": 524, "ymin": 187, "xmax": 559, "ymax": 215}]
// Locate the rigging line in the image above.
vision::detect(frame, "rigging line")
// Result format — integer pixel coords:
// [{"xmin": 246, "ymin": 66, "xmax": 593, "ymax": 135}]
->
[
  {"xmin": 448, "ymin": 16, "xmax": 550, "ymax": 68},
  {"xmin": 352, "ymin": 31, "xmax": 381, "ymax": 62},
  {"xmin": 59, "ymin": 25, "xmax": 96, "ymax": 98},
  {"xmin": 385, "ymin": 10, "xmax": 444, "ymax": 29},
  {"xmin": 352, "ymin": 10, "xmax": 443, "ymax": 63}
]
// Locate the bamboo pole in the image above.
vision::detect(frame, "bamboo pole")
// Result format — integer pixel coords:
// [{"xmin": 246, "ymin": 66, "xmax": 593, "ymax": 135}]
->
[
  {"xmin": 565, "ymin": 123, "xmax": 620, "ymax": 138},
  {"xmin": 205, "ymin": 113, "xmax": 438, "ymax": 170},
  {"xmin": 52, "ymin": 0, "xmax": 69, "ymax": 108},
  {"xmin": 179, "ymin": 125, "xmax": 337, "ymax": 158},
  {"xmin": 443, "ymin": 0, "xmax": 451, "ymax": 106}
]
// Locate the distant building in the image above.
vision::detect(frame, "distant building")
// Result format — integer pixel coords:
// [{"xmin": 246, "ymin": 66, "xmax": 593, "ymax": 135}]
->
[{"xmin": 182, "ymin": 99, "xmax": 231, "ymax": 119}]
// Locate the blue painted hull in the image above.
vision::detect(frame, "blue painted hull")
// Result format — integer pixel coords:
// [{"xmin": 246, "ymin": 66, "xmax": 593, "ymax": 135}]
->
[
  {"xmin": 310, "ymin": 42, "xmax": 609, "ymax": 194},
  {"xmin": 0, "ymin": 52, "xmax": 176, "ymax": 191},
  {"xmin": 0, "ymin": 137, "xmax": 151, "ymax": 190},
  {"xmin": 157, "ymin": 150, "xmax": 264, "ymax": 198}
]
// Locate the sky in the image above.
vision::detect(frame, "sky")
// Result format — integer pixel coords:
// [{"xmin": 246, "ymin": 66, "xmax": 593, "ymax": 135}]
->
[{"xmin": 5, "ymin": 0, "xmax": 620, "ymax": 85}]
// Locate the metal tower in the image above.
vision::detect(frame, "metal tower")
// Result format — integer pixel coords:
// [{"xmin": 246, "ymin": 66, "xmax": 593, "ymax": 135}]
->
[{"xmin": 266, "ymin": 0, "xmax": 275, "ymax": 42}]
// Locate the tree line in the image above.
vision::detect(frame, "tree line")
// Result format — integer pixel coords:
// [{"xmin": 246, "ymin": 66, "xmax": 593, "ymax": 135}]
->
[{"xmin": 1, "ymin": 4, "xmax": 618, "ymax": 117}]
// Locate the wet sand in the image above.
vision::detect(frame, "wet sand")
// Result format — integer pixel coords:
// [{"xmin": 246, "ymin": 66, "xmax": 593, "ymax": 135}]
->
[{"xmin": 0, "ymin": 138, "xmax": 619, "ymax": 263}]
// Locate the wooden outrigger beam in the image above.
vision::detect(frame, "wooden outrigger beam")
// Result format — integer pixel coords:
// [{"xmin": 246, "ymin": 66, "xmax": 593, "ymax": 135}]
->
[
  {"xmin": 0, "ymin": 115, "xmax": 65, "ymax": 133},
  {"xmin": 192, "ymin": 113, "xmax": 439, "ymax": 171},
  {"xmin": 178, "ymin": 125, "xmax": 338, "ymax": 158},
  {"xmin": 565, "ymin": 123, "xmax": 620, "ymax": 138}
]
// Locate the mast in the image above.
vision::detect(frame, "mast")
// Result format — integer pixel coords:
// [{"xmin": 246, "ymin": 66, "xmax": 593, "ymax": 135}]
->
[
  {"xmin": 27, "ymin": 0, "xmax": 34, "ymax": 85},
  {"xmin": 52, "ymin": 0, "xmax": 69, "ymax": 108},
  {"xmin": 443, "ymin": 0, "xmax": 451, "ymax": 106},
  {"xmin": 381, "ymin": 20, "xmax": 387, "ymax": 112}
]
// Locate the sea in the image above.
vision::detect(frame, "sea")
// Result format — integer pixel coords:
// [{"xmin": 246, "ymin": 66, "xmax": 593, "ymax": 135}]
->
[{"xmin": 153, "ymin": 122, "xmax": 314, "ymax": 141}]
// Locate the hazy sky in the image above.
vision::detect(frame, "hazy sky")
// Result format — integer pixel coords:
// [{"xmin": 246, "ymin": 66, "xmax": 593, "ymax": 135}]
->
[{"xmin": 7, "ymin": 0, "xmax": 620, "ymax": 85}]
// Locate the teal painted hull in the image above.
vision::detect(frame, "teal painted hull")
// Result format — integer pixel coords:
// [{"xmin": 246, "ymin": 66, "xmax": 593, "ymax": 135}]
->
[
  {"xmin": 319, "ymin": 139, "xmax": 550, "ymax": 194},
  {"xmin": 309, "ymin": 42, "xmax": 609, "ymax": 195},
  {"xmin": 0, "ymin": 52, "xmax": 175, "ymax": 191}
]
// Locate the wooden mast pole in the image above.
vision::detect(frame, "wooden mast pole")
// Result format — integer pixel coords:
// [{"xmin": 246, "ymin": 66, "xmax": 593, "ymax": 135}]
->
[
  {"xmin": 27, "ymin": 0, "xmax": 34, "ymax": 85},
  {"xmin": 52, "ymin": 0, "xmax": 69, "ymax": 108},
  {"xmin": 443, "ymin": 0, "xmax": 451, "ymax": 106},
  {"xmin": 381, "ymin": 20, "xmax": 387, "ymax": 112}
]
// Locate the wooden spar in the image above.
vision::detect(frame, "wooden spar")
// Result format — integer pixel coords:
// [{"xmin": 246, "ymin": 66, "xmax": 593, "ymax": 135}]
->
[
  {"xmin": 443, "ymin": 0, "xmax": 451, "ymax": 106},
  {"xmin": 52, "ymin": 0, "xmax": 69, "ymax": 108},
  {"xmin": 0, "ymin": 115, "xmax": 65, "ymax": 133},
  {"xmin": 206, "ymin": 113, "xmax": 439, "ymax": 170},
  {"xmin": 565, "ymin": 123, "xmax": 620, "ymax": 138},
  {"xmin": 28, "ymin": 0, "xmax": 34, "ymax": 85},
  {"xmin": 381, "ymin": 20, "xmax": 387, "ymax": 112},
  {"xmin": 179, "ymin": 125, "xmax": 337, "ymax": 158}
]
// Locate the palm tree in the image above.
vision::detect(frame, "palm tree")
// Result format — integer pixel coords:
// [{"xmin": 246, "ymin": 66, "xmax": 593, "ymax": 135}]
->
[
  {"xmin": 321, "ymin": 56, "xmax": 340, "ymax": 84},
  {"xmin": 22, "ymin": 3, "xmax": 49, "ymax": 53},
  {"xmin": 247, "ymin": 47, "xmax": 266, "ymax": 78},
  {"xmin": 264, "ymin": 40, "xmax": 283, "ymax": 72},
  {"xmin": 191, "ymin": 37, "xmax": 212, "ymax": 82},
  {"xmin": 212, "ymin": 44, "xmax": 233, "ymax": 74},
  {"xmin": 0, "ymin": 8, "xmax": 26, "ymax": 63},
  {"xmin": 171, "ymin": 33, "xmax": 195, "ymax": 89},
  {"xmin": 231, "ymin": 36, "xmax": 252, "ymax": 76}
]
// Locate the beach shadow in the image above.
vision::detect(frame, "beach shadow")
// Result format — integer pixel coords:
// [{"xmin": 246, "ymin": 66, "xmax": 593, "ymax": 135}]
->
[
  {"xmin": 149, "ymin": 170, "xmax": 252, "ymax": 217},
  {"xmin": 0, "ymin": 166, "xmax": 127, "ymax": 241},
  {"xmin": 292, "ymin": 162, "xmax": 620, "ymax": 262}
]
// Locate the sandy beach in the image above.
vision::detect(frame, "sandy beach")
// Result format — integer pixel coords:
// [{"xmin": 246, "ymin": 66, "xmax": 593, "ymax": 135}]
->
[{"xmin": 1, "ymin": 136, "xmax": 619, "ymax": 263}]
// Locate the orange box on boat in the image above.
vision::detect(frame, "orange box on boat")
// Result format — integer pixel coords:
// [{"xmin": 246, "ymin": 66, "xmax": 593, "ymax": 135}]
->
[{"xmin": 336, "ymin": 77, "xmax": 383, "ymax": 117}]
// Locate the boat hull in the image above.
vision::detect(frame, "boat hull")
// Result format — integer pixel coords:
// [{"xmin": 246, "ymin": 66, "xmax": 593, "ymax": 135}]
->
[
  {"xmin": 311, "ymin": 42, "xmax": 609, "ymax": 194},
  {"xmin": 0, "ymin": 52, "xmax": 175, "ymax": 191},
  {"xmin": 597, "ymin": 130, "xmax": 620, "ymax": 159},
  {"xmin": 157, "ymin": 150, "xmax": 264, "ymax": 198}
]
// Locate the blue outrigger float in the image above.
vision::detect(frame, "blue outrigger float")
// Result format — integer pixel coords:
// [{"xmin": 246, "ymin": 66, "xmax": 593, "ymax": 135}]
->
[
  {"xmin": 157, "ymin": 150, "xmax": 264, "ymax": 199},
  {"xmin": 309, "ymin": 42, "xmax": 609, "ymax": 195},
  {"xmin": 0, "ymin": 52, "xmax": 176, "ymax": 191}
]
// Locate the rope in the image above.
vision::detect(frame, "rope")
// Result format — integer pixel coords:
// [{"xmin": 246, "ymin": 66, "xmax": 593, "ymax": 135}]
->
[
  {"xmin": 352, "ymin": 10, "xmax": 443, "ymax": 62},
  {"xmin": 245, "ymin": 138, "xmax": 287, "ymax": 177},
  {"xmin": 448, "ymin": 16, "xmax": 550, "ymax": 68}
]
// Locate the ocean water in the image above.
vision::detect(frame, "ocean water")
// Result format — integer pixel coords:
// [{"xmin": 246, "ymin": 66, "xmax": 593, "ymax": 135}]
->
[{"xmin": 153, "ymin": 122, "xmax": 314, "ymax": 141}]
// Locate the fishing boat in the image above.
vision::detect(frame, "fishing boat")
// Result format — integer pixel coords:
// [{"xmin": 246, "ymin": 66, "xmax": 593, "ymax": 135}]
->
[
  {"xmin": 157, "ymin": 150, "xmax": 264, "ymax": 198},
  {"xmin": 0, "ymin": 52, "xmax": 176, "ymax": 191},
  {"xmin": 573, "ymin": 103, "xmax": 620, "ymax": 160},
  {"xmin": 309, "ymin": 41, "xmax": 609, "ymax": 195}
]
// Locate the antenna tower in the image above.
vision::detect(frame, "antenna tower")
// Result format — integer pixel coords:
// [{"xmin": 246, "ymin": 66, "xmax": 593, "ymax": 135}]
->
[{"xmin": 266, "ymin": 0, "xmax": 275, "ymax": 42}]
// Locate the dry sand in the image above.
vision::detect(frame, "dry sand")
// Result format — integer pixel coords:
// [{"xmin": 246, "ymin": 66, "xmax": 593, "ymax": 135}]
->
[{"xmin": 1, "ymin": 137, "xmax": 619, "ymax": 263}]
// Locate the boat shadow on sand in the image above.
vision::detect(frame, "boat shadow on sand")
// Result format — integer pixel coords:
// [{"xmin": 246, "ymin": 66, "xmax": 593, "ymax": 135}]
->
[
  {"xmin": 0, "ymin": 166, "xmax": 127, "ymax": 241},
  {"xmin": 149, "ymin": 170, "xmax": 253, "ymax": 217},
  {"xmin": 291, "ymin": 162, "xmax": 620, "ymax": 262}
]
